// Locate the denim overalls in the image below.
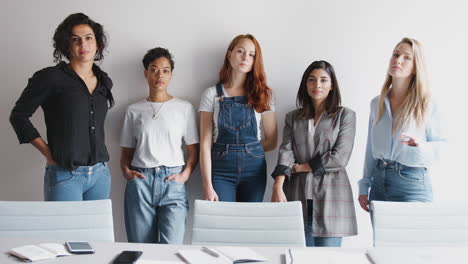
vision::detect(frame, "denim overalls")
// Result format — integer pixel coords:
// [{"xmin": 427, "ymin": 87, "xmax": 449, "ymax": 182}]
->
[{"xmin": 211, "ymin": 82, "xmax": 267, "ymax": 202}]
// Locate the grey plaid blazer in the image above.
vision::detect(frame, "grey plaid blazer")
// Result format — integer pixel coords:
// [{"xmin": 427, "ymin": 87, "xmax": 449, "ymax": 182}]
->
[{"xmin": 272, "ymin": 107, "xmax": 358, "ymax": 237}]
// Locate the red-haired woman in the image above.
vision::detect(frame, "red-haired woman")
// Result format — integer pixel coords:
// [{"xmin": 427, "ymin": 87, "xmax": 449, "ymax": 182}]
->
[{"xmin": 199, "ymin": 34, "xmax": 277, "ymax": 202}]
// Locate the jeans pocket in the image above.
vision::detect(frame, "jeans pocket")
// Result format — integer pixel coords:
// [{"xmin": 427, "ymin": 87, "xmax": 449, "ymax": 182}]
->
[
  {"xmin": 398, "ymin": 168, "xmax": 424, "ymax": 182},
  {"xmin": 168, "ymin": 179, "xmax": 185, "ymax": 185},
  {"xmin": 166, "ymin": 179, "xmax": 187, "ymax": 201},
  {"xmin": 211, "ymin": 150, "xmax": 228, "ymax": 160},
  {"xmin": 46, "ymin": 169, "xmax": 76, "ymax": 186},
  {"xmin": 220, "ymin": 103, "xmax": 252, "ymax": 131},
  {"xmin": 127, "ymin": 176, "xmax": 139, "ymax": 183},
  {"xmin": 246, "ymin": 145, "xmax": 265, "ymax": 158},
  {"xmin": 125, "ymin": 167, "xmax": 138, "ymax": 182}
]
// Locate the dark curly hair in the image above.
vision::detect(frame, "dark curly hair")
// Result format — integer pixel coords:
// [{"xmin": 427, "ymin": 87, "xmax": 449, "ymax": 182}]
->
[
  {"xmin": 142, "ymin": 47, "xmax": 175, "ymax": 70},
  {"xmin": 53, "ymin": 13, "xmax": 107, "ymax": 63}
]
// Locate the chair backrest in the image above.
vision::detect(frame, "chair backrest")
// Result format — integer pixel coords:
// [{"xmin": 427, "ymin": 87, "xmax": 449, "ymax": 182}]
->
[
  {"xmin": 370, "ymin": 201, "xmax": 468, "ymax": 247},
  {"xmin": 0, "ymin": 199, "xmax": 114, "ymax": 242},
  {"xmin": 191, "ymin": 200, "xmax": 305, "ymax": 246}
]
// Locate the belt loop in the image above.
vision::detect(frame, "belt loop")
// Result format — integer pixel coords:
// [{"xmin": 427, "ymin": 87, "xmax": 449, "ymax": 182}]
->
[{"xmin": 225, "ymin": 144, "xmax": 229, "ymax": 152}]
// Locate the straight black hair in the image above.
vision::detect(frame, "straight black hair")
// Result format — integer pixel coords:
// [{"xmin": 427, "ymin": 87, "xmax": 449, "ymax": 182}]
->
[{"xmin": 296, "ymin": 60, "xmax": 342, "ymax": 119}]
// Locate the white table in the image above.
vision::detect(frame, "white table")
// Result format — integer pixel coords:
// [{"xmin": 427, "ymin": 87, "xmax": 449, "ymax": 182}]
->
[
  {"xmin": 0, "ymin": 237, "xmax": 367, "ymax": 264},
  {"xmin": 2, "ymin": 237, "xmax": 467, "ymax": 263}
]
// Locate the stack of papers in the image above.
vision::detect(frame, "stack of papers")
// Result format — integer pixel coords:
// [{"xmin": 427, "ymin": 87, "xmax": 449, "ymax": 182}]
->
[
  {"xmin": 286, "ymin": 248, "xmax": 369, "ymax": 264},
  {"xmin": 366, "ymin": 247, "xmax": 468, "ymax": 264}
]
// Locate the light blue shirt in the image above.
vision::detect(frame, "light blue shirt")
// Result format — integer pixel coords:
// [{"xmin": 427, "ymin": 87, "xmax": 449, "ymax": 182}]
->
[{"xmin": 358, "ymin": 95, "xmax": 446, "ymax": 195}]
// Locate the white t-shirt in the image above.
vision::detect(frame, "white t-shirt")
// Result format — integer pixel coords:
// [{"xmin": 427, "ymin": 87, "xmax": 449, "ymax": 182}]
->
[
  {"xmin": 198, "ymin": 85, "xmax": 275, "ymax": 142},
  {"xmin": 120, "ymin": 97, "xmax": 199, "ymax": 168}
]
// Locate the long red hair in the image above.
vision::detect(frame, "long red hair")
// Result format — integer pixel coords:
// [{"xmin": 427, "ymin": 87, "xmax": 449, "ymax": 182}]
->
[{"xmin": 219, "ymin": 34, "xmax": 272, "ymax": 112}]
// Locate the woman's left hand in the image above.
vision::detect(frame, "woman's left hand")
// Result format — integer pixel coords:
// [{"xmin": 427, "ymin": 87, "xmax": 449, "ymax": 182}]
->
[
  {"xmin": 165, "ymin": 173, "xmax": 189, "ymax": 184},
  {"xmin": 400, "ymin": 133, "xmax": 420, "ymax": 147},
  {"xmin": 292, "ymin": 163, "xmax": 312, "ymax": 173},
  {"xmin": 358, "ymin": 195, "xmax": 370, "ymax": 212}
]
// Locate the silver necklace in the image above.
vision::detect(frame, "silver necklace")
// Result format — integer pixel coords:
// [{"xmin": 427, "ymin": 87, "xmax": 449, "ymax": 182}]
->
[{"xmin": 147, "ymin": 98, "xmax": 166, "ymax": 120}]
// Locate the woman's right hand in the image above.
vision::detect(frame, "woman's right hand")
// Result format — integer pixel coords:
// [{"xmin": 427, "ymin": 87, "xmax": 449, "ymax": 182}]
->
[
  {"xmin": 46, "ymin": 157, "xmax": 58, "ymax": 165},
  {"xmin": 358, "ymin": 195, "xmax": 370, "ymax": 212},
  {"xmin": 30, "ymin": 138, "xmax": 58, "ymax": 166},
  {"xmin": 123, "ymin": 167, "xmax": 145, "ymax": 181},
  {"xmin": 271, "ymin": 187, "xmax": 287, "ymax": 202},
  {"xmin": 203, "ymin": 186, "xmax": 219, "ymax": 201}
]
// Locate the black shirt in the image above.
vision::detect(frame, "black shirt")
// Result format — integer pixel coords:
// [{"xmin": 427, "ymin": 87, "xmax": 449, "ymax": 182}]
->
[{"xmin": 10, "ymin": 62, "xmax": 114, "ymax": 170}]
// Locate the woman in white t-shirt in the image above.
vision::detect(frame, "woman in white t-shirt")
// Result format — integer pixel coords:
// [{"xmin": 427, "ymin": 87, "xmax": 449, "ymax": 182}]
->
[
  {"xmin": 120, "ymin": 47, "xmax": 199, "ymax": 244},
  {"xmin": 199, "ymin": 34, "xmax": 277, "ymax": 202}
]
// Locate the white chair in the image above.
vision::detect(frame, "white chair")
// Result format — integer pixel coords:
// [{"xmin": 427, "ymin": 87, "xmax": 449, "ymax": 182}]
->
[
  {"xmin": 370, "ymin": 201, "xmax": 468, "ymax": 247},
  {"xmin": 0, "ymin": 199, "xmax": 114, "ymax": 242},
  {"xmin": 191, "ymin": 200, "xmax": 305, "ymax": 246}
]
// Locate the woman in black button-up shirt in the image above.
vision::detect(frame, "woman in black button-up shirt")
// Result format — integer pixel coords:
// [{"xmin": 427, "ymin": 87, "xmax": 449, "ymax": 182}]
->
[{"xmin": 10, "ymin": 13, "xmax": 114, "ymax": 201}]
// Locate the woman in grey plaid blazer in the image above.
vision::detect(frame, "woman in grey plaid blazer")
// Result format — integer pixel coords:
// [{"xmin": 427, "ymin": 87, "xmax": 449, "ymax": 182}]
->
[{"xmin": 271, "ymin": 61, "xmax": 357, "ymax": 247}]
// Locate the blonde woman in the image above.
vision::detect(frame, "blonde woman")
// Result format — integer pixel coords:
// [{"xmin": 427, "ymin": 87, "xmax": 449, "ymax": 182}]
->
[{"xmin": 358, "ymin": 38, "xmax": 446, "ymax": 212}]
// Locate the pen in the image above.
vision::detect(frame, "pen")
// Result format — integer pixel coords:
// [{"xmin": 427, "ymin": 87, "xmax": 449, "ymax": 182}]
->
[{"xmin": 201, "ymin": 247, "xmax": 219, "ymax": 257}]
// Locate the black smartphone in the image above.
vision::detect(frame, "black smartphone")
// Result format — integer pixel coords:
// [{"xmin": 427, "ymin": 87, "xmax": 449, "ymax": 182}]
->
[{"xmin": 113, "ymin": 251, "xmax": 143, "ymax": 264}]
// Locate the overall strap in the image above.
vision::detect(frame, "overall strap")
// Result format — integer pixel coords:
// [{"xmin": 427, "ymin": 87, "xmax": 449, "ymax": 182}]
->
[{"xmin": 215, "ymin": 82, "xmax": 224, "ymax": 97}]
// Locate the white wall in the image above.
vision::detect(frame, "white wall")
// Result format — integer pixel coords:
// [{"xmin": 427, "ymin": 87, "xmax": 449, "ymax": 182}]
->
[{"xmin": 2, "ymin": 0, "xmax": 468, "ymax": 247}]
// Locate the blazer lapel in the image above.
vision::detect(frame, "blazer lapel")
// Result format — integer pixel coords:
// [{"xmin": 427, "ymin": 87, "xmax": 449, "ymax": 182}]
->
[
  {"xmin": 292, "ymin": 118, "xmax": 309, "ymax": 163},
  {"xmin": 313, "ymin": 111, "xmax": 330, "ymax": 156}
]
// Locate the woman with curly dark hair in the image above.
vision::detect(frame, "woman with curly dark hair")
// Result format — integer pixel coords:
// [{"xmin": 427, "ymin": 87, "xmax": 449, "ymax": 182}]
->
[
  {"xmin": 199, "ymin": 34, "xmax": 277, "ymax": 202},
  {"xmin": 10, "ymin": 13, "xmax": 114, "ymax": 201}
]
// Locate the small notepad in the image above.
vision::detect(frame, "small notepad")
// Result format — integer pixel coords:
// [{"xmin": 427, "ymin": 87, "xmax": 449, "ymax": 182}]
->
[{"xmin": 9, "ymin": 243, "xmax": 72, "ymax": 262}]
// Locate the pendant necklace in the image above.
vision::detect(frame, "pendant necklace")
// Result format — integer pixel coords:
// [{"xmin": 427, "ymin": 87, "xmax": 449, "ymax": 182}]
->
[{"xmin": 147, "ymin": 97, "xmax": 166, "ymax": 120}]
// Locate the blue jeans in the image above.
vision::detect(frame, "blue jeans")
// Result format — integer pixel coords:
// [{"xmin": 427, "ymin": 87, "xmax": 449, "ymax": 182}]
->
[
  {"xmin": 369, "ymin": 160, "xmax": 433, "ymax": 202},
  {"xmin": 124, "ymin": 166, "xmax": 188, "ymax": 244},
  {"xmin": 211, "ymin": 142, "xmax": 267, "ymax": 202},
  {"xmin": 44, "ymin": 162, "xmax": 110, "ymax": 201},
  {"xmin": 305, "ymin": 200, "xmax": 342, "ymax": 247}
]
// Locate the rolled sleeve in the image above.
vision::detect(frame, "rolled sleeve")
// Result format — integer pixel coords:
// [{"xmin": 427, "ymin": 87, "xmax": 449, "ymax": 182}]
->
[
  {"xmin": 183, "ymin": 103, "xmax": 200, "ymax": 145},
  {"xmin": 198, "ymin": 87, "xmax": 216, "ymax": 112},
  {"xmin": 10, "ymin": 70, "xmax": 52, "ymax": 144},
  {"xmin": 271, "ymin": 164, "xmax": 292, "ymax": 178},
  {"xmin": 119, "ymin": 108, "xmax": 136, "ymax": 148},
  {"xmin": 308, "ymin": 154, "xmax": 326, "ymax": 176},
  {"xmin": 271, "ymin": 111, "xmax": 295, "ymax": 179}
]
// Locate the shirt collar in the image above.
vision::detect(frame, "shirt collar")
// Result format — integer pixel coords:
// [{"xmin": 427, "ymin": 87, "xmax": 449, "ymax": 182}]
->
[{"xmin": 56, "ymin": 61, "xmax": 111, "ymax": 90}]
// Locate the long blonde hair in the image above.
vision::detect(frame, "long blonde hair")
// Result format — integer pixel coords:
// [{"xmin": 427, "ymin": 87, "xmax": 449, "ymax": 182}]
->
[{"xmin": 376, "ymin": 37, "xmax": 431, "ymax": 133}]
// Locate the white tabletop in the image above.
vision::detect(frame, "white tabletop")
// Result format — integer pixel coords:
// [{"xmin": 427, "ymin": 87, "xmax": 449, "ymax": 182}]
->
[
  {"xmin": 3, "ymin": 237, "xmax": 468, "ymax": 263},
  {"xmin": 0, "ymin": 237, "xmax": 368, "ymax": 264}
]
